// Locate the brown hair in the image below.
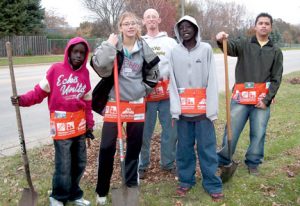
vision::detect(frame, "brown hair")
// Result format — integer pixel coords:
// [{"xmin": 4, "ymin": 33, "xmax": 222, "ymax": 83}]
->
[{"xmin": 118, "ymin": 11, "xmax": 141, "ymax": 38}]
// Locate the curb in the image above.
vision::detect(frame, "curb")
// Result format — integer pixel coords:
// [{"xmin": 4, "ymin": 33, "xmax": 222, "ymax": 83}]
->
[{"xmin": 0, "ymin": 62, "xmax": 54, "ymax": 69}]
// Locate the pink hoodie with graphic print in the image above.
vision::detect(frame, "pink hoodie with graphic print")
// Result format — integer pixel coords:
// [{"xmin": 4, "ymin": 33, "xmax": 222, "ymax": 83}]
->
[{"xmin": 18, "ymin": 37, "xmax": 94, "ymax": 130}]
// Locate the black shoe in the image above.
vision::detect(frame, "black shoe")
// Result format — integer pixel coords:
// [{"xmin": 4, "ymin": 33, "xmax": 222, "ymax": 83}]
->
[
  {"xmin": 248, "ymin": 167, "xmax": 259, "ymax": 175},
  {"xmin": 138, "ymin": 169, "xmax": 146, "ymax": 179}
]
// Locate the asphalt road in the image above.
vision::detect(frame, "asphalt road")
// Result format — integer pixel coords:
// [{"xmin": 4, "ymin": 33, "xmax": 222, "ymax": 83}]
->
[{"xmin": 1, "ymin": 50, "xmax": 299, "ymax": 156}]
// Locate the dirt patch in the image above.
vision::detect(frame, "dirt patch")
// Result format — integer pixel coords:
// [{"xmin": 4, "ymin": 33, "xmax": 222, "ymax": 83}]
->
[{"xmin": 287, "ymin": 77, "xmax": 300, "ymax": 84}]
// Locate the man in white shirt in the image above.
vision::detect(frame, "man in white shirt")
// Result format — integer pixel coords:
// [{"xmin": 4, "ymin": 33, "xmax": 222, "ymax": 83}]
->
[{"xmin": 139, "ymin": 8, "xmax": 178, "ymax": 179}]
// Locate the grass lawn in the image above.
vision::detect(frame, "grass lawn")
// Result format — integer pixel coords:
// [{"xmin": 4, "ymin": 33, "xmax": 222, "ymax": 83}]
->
[
  {"xmin": 0, "ymin": 72, "xmax": 299, "ymax": 206},
  {"xmin": 0, "ymin": 54, "xmax": 95, "ymax": 67},
  {"xmin": 0, "ymin": 55, "xmax": 64, "ymax": 67},
  {"xmin": 0, "ymin": 48, "xmax": 298, "ymax": 67}
]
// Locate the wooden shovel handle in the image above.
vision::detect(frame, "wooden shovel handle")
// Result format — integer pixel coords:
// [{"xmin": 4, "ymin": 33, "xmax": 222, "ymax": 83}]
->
[
  {"xmin": 223, "ymin": 39, "xmax": 233, "ymax": 143},
  {"xmin": 6, "ymin": 42, "xmax": 35, "ymax": 191}
]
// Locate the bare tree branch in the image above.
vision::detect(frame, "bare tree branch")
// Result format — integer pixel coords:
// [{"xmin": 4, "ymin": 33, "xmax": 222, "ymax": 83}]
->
[{"xmin": 82, "ymin": 0, "xmax": 126, "ymax": 34}]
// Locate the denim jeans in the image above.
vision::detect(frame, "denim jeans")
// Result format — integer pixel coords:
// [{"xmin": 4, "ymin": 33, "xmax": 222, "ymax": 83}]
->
[
  {"xmin": 218, "ymin": 100, "xmax": 271, "ymax": 168},
  {"xmin": 51, "ymin": 135, "xmax": 87, "ymax": 202},
  {"xmin": 139, "ymin": 99, "xmax": 177, "ymax": 170},
  {"xmin": 176, "ymin": 118, "xmax": 222, "ymax": 194}
]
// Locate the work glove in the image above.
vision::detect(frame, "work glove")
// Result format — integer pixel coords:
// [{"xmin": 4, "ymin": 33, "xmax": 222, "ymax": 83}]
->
[
  {"xmin": 85, "ymin": 129, "xmax": 95, "ymax": 140},
  {"xmin": 10, "ymin": 96, "xmax": 19, "ymax": 106}
]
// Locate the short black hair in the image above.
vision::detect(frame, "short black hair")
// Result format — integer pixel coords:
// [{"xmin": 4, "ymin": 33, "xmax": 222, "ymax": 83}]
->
[{"xmin": 255, "ymin": 13, "xmax": 273, "ymax": 25}]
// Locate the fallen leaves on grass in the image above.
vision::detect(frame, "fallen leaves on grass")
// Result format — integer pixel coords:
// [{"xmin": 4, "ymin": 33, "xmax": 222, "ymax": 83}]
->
[
  {"xmin": 286, "ymin": 161, "xmax": 300, "ymax": 177},
  {"xmin": 286, "ymin": 170, "xmax": 295, "ymax": 177},
  {"xmin": 83, "ymin": 134, "xmax": 186, "ymax": 185},
  {"xmin": 296, "ymin": 197, "xmax": 300, "ymax": 205},
  {"xmin": 175, "ymin": 200, "xmax": 184, "ymax": 206},
  {"xmin": 36, "ymin": 133, "xmax": 183, "ymax": 186},
  {"xmin": 282, "ymin": 147, "xmax": 300, "ymax": 178},
  {"xmin": 288, "ymin": 77, "xmax": 300, "ymax": 84},
  {"xmin": 272, "ymin": 202, "xmax": 284, "ymax": 206},
  {"xmin": 260, "ymin": 184, "xmax": 276, "ymax": 198}
]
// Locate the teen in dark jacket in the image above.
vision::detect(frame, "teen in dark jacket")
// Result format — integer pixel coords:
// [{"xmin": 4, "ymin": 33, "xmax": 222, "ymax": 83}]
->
[{"xmin": 216, "ymin": 12, "xmax": 283, "ymax": 175}]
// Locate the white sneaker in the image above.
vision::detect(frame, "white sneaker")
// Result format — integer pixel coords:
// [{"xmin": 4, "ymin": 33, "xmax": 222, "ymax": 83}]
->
[
  {"xmin": 69, "ymin": 197, "xmax": 91, "ymax": 206},
  {"xmin": 96, "ymin": 195, "xmax": 107, "ymax": 205},
  {"xmin": 49, "ymin": 197, "xmax": 64, "ymax": 206}
]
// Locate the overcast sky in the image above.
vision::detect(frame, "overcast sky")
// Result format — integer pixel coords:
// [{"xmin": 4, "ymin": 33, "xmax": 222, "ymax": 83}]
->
[
  {"xmin": 221, "ymin": 0, "xmax": 300, "ymax": 25},
  {"xmin": 41, "ymin": 0, "xmax": 91, "ymax": 27},
  {"xmin": 41, "ymin": 0, "xmax": 300, "ymax": 27}
]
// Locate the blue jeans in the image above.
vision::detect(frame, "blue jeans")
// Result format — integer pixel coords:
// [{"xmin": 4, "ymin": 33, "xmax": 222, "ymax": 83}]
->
[
  {"xmin": 218, "ymin": 100, "xmax": 270, "ymax": 168},
  {"xmin": 139, "ymin": 99, "xmax": 177, "ymax": 170},
  {"xmin": 177, "ymin": 118, "xmax": 222, "ymax": 194},
  {"xmin": 51, "ymin": 135, "xmax": 87, "ymax": 202}
]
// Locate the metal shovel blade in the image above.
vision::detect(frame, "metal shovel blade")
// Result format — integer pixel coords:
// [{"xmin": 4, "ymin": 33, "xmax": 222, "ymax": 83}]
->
[
  {"xmin": 112, "ymin": 185, "xmax": 139, "ymax": 206},
  {"xmin": 220, "ymin": 161, "xmax": 239, "ymax": 183},
  {"xmin": 19, "ymin": 188, "xmax": 38, "ymax": 206}
]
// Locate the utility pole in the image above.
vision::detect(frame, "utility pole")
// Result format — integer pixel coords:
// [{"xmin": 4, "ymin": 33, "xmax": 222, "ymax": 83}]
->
[{"xmin": 181, "ymin": 0, "xmax": 185, "ymax": 17}]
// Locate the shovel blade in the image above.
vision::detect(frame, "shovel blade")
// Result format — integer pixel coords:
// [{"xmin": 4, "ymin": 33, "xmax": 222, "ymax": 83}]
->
[
  {"xmin": 220, "ymin": 161, "xmax": 239, "ymax": 183},
  {"xmin": 19, "ymin": 188, "xmax": 38, "ymax": 206},
  {"xmin": 112, "ymin": 186, "xmax": 139, "ymax": 206}
]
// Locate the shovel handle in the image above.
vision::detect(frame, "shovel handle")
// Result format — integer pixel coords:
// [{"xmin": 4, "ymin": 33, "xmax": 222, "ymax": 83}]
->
[
  {"xmin": 6, "ymin": 42, "xmax": 35, "ymax": 191},
  {"xmin": 113, "ymin": 58, "xmax": 122, "ymax": 140},
  {"xmin": 113, "ymin": 57, "xmax": 126, "ymax": 184},
  {"xmin": 6, "ymin": 42, "xmax": 18, "ymax": 97},
  {"xmin": 223, "ymin": 39, "xmax": 233, "ymax": 152}
]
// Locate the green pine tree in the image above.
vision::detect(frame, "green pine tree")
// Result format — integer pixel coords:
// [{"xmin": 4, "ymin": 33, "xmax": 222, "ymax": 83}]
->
[{"xmin": 0, "ymin": 0, "xmax": 45, "ymax": 37}]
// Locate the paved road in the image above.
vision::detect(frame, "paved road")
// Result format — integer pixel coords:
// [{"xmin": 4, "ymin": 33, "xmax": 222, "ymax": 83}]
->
[
  {"xmin": 1, "ymin": 50, "xmax": 299, "ymax": 156},
  {"xmin": 0, "ymin": 64, "xmax": 103, "ymax": 156}
]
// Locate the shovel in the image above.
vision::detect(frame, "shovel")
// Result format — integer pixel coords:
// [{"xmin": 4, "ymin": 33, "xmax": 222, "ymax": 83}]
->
[
  {"xmin": 111, "ymin": 58, "xmax": 139, "ymax": 206},
  {"xmin": 220, "ymin": 39, "xmax": 238, "ymax": 183},
  {"xmin": 6, "ymin": 42, "xmax": 38, "ymax": 205}
]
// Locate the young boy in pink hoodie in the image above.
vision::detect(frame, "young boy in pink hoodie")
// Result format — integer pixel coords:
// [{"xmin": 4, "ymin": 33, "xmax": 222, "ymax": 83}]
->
[{"xmin": 11, "ymin": 37, "xmax": 94, "ymax": 206}]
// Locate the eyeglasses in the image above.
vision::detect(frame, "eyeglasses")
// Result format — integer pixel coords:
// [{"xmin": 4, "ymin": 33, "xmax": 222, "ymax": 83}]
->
[{"xmin": 122, "ymin": 22, "xmax": 137, "ymax": 27}]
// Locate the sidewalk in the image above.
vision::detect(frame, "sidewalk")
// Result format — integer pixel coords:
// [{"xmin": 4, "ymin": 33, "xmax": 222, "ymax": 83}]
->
[{"xmin": 0, "ymin": 119, "xmax": 103, "ymax": 157}]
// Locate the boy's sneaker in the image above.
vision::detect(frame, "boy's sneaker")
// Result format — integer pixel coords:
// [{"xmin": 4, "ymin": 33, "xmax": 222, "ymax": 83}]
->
[
  {"xmin": 49, "ymin": 197, "xmax": 64, "ymax": 206},
  {"xmin": 69, "ymin": 197, "xmax": 91, "ymax": 206},
  {"xmin": 96, "ymin": 195, "xmax": 107, "ymax": 205}
]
